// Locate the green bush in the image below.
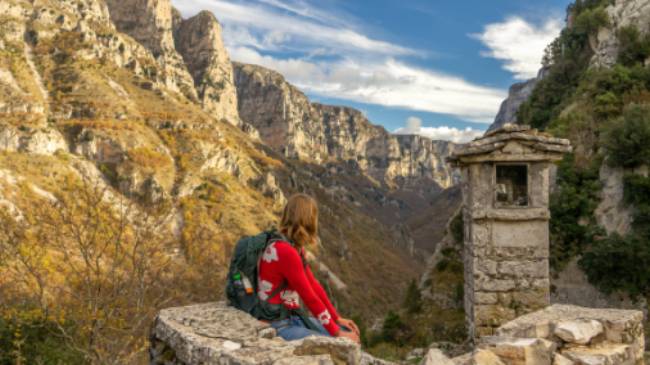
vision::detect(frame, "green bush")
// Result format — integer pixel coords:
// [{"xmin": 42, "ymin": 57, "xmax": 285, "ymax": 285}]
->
[
  {"xmin": 573, "ymin": 6, "xmax": 610, "ymax": 36},
  {"xmin": 579, "ymin": 171, "xmax": 650, "ymax": 299},
  {"xmin": 518, "ymin": 1, "xmax": 610, "ymax": 130},
  {"xmin": 0, "ymin": 313, "xmax": 84, "ymax": 365},
  {"xmin": 549, "ymin": 154, "xmax": 603, "ymax": 270},
  {"xmin": 580, "ymin": 233, "xmax": 650, "ymax": 298},
  {"xmin": 617, "ymin": 25, "xmax": 650, "ymax": 66},
  {"xmin": 380, "ymin": 311, "xmax": 407, "ymax": 345},
  {"xmin": 403, "ymin": 279, "xmax": 422, "ymax": 314},
  {"xmin": 603, "ymin": 104, "xmax": 650, "ymax": 168},
  {"xmin": 594, "ymin": 91, "xmax": 621, "ymax": 118},
  {"xmin": 449, "ymin": 211, "xmax": 464, "ymax": 245},
  {"xmin": 624, "ymin": 173, "xmax": 650, "ymax": 235}
]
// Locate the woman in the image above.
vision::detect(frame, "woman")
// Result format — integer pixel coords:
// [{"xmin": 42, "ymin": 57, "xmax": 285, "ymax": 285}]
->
[{"xmin": 258, "ymin": 193, "xmax": 360, "ymax": 343}]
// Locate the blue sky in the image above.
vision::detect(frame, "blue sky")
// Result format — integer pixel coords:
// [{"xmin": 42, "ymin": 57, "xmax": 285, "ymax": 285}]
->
[{"xmin": 172, "ymin": 0, "xmax": 572, "ymax": 142}]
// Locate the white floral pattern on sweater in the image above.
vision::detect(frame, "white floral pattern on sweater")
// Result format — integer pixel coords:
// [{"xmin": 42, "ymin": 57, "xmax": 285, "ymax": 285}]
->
[
  {"xmin": 317, "ymin": 310, "xmax": 332, "ymax": 326},
  {"xmin": 257, "ymin": 279, "xmax": 273, "ymax": 300},
  {"xmin": 280, "ymin": 289, "xmax": 300, "ymax": 306},
  {"xmin": 262, "ymin": 242, "xmax": 279, "ymax": 263}
]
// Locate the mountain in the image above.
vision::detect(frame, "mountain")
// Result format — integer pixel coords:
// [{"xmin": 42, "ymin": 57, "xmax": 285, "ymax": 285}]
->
[
  {"xmin": 488, "ymin": 74, "xmax": 541, "ymax": 132},
  {"xmin": 233, "ymin": 62, "xmax": 458, "ymax": 190},
  {"xmin": 0, "ymin": 0, "xmax": 458, "ymax": 362}
]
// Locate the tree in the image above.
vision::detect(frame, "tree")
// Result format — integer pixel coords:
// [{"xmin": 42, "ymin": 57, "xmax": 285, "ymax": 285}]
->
[
  {"xmin": 603, "ymin": 104, "xmax": 650, "ymax": 168},
  {"xmin": 0, "ymin": 176, "xmax": 176, "ymax": 364},
  {"xmin": 403, "ymin": 279, "xmax": 422, "ymax": 314},
  {"xmin": 380, "ymin": 311, "xmax": 405, "ymax": 344}
]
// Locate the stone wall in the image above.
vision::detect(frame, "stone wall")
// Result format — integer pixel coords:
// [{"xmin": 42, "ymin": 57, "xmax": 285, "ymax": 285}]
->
[
  {"xmin": 422, "ymin": 304, "xmax": 646, "ymax": 365},
  {"xmin": 149, "ymin": 302, "xmax": 645, "ymax": 365},
  {"xmin": 149, "ymin": 302, "xmax": 394, "ymax": 365}
]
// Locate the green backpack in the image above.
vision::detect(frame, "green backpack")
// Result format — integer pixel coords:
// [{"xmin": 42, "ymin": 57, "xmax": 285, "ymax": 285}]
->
[{"xmin": 226, "ymin": 229, "xmax": 318, "ymax": 330}]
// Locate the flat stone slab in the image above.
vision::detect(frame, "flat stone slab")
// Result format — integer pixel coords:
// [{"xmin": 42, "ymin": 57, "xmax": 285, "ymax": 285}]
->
[
  {"xmin": 554, "ymin": 320, "xmax": 604, "ymax": 345},
  {"xmin": 562, "ymin": 343, "xmax": 636, "ymax": 365},
  {"xmin": 479, "ymin": 337, "xmax": 556, "ymax": 365},
  {"xmin": 150, "ymin": 301, "xmax": 393, "ymax": 365}
]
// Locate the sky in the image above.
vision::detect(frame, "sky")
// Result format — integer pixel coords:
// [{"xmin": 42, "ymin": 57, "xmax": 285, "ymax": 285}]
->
[{"xmin": 172, "ymin": 0, "xmax": 572, "ymax": 142}]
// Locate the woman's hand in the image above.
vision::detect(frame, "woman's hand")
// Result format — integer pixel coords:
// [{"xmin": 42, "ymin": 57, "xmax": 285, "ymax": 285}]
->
[
  {"xmin": 336, "ymin": 328, "xmax": 360, "ymax": 344},
  {"xmin": 336, "ymin": 318, "xmax": 360, "ymax": 337}
]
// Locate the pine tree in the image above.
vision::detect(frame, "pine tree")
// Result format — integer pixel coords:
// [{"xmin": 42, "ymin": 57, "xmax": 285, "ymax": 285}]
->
[{"xmin": 403, "ymin": 279, "xmax": 422, "ymax": 314}]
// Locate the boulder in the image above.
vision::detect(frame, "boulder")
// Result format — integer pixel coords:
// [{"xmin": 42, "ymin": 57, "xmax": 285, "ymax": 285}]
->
[
  {"xmin": 553, "ymin": 353, "xmax": 574, "ymax": 365},
  {"xmin": 479, "ymin": 337, "xmax": 556, "ymax": 365},
  {"xmin": 421, "ymin": 348, "xmax": 455, "ymax": 365},
  {"xmin": 562, "ymin": 343, "xmax": 636, "ymax": 365},
  {"xmin": 473, "ymin": 349, "xmax": 506, "ymax": 365},
  {"xmin": 496, "ymin": 304, "xmax": 644, "ymax": 361},
  {"xmin": 554, "ymin": 320, "xmax": 603, "ymax": 345}
]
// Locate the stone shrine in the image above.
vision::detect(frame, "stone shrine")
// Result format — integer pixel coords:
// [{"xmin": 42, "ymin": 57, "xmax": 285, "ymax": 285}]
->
[{"xmin": 448, "ymin": 124, "xmax": 572, "ymax": 338}]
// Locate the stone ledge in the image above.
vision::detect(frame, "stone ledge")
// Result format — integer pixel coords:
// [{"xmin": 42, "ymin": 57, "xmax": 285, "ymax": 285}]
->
[{"xmin": 149, "ymin": 302, "xmax": 394, "ymax": 365}]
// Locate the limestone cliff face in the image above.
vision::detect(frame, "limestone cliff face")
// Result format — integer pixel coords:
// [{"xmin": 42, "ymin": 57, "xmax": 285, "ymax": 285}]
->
[
  {"xmin": 234, "ymin": 62, "xmax": 457, "ymax": 189},
  {"xmin": 234, "ymin": 62, "xmax": 327, "ymax": 160},
  {"xmin": 488, "ymin": 78, "xmax": 539, "ymax": 132},
  {"xmin": 104, "ymin": 0, "xmax": 198, "ymax": 99},
  {"xmin": 174, "ymin": 11, "xmax": 240, "ymax": 126},
  {"xmin": 591, "ymin": 0, "xmax": 650, "ymax": 67}
]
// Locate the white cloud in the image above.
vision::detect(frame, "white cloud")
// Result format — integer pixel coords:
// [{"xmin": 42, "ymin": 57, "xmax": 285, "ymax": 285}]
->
[
  {"xmin": 473, "ymin": 16, "xmax": 562, "ymax": 80},
  {"xmin": 231, "ymin": 47, "xmax": 506, "ymax": 123},
  {"xmin": 172, "ymin": 0, "xmax": 508, "ymax": 122},
  {"xmin": 394, "ymin": 117, "xmax": 484, "ymax": 143},
  {"xmin": 173, "ymin": 0, "xmax": 417, "ymax": 56},
  {"xmin": 404, "ymin": 116, "xmax": 422, "ymax": 132}
]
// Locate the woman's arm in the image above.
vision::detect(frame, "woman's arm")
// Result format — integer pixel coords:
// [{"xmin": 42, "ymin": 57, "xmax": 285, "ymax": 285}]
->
[
  {"xmin": 305, "ymin": 264, "xmax": 340, "ymax": 323},
  {"xmin": 276, "ymin": 244, "xmax": 341, "ymax": 336}
]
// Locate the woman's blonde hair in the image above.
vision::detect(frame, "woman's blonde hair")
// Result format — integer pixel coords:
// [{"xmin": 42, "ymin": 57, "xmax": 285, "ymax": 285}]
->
[{"xmin": 279, "ymin": 193, "xmax": 319, "ymax": 248}]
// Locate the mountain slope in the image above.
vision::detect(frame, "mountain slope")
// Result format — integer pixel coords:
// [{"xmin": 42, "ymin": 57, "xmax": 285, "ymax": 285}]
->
[
  {"xmin": 233, "ymin": 62, "xmax": 458, "ymax": 191},
  {"xmin": 0, "ymin": 0, "xmax": 431, "ymax": 363}
]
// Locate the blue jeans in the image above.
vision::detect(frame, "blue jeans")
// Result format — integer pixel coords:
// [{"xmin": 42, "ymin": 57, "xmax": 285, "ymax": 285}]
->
[{"xmin": 271, "ymin": 316, "xmax": 330, "ymax": 341}]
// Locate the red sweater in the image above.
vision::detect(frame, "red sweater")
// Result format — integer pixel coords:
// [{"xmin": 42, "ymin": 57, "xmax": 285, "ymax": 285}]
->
[{"xmin": 257, "ymin": 240, "xmax": 341, "ymax": 335}]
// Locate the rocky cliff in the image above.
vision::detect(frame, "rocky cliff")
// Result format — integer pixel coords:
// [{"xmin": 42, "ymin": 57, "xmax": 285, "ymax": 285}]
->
[
  {"xmin": 233, "ymin": 62, "xmax": 458, "ymax": 190},
  {"xmin": 590, "ymin": 0, "xmax": 650, "ymax": 67},
  {"xmin": 104, "ymin": 0, "xmax": 198, "ymax": 99},
  {"xmin": 488, "ymin": 77, "xmax": 539, "ymax": 132},
  {"xmin": 174, "ymin": 11, "xmax": 240, "ymax": 125}
]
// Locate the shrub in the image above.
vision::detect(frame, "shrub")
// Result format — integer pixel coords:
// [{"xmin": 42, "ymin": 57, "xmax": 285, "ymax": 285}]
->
[
  {"xmin": 449, "ymin": 211, "xmax": 464, "ymax": 245},
  {"xmin": 580, "ymin": 233, "xmax": 650, "ymax": 298},
  {"xmin": 573, "ymin": 6, "xmax": 610, "ymax": 36},
  {"xmin": 0, "ymin": 310, "xmax": 84, "ymax": 365},
  {"xmin": 594, "ymin": 91, "xmax": 621, "ymax": 118},
  {"xmin": 549, "ymin": 154, "xmax": 602, "ymax": 270},
  {"xmin": 603, "ymin": 104, "xmax": 650, "ymax": 168},
  {"xmin": 623, "ymin": 173, "xmax": 650, "ymax": 235},
  {"xmin": 403, "ymin": 279, "xmax": 422, "ymax": 314},
  {"xmin": 617, "ymin": 25, "xmax": 650, "ymax": 67},
  {"xmin": 518, "ymin": 1, "xmax": 609, "ymax": 130},
  {"xmin": 580, "ymin": 170, "xmax": 650, "ymax": 299},
  {"xmin": 380, "ymin": 311, "xmax": 407, "ymax": 344}
]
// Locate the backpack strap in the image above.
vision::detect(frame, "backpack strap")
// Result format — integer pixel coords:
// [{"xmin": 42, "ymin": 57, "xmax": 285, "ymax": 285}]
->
[
  {"xmin": 266, "ymin": 280, "xmax": 288, "ymax": 301},
  {"xmin": 263, "ymin": 280, "xmax": 321, "ymax": 333},
  {"xmin": 266, "ymin": 229, "xmax": 308, "ymax": 268}
]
